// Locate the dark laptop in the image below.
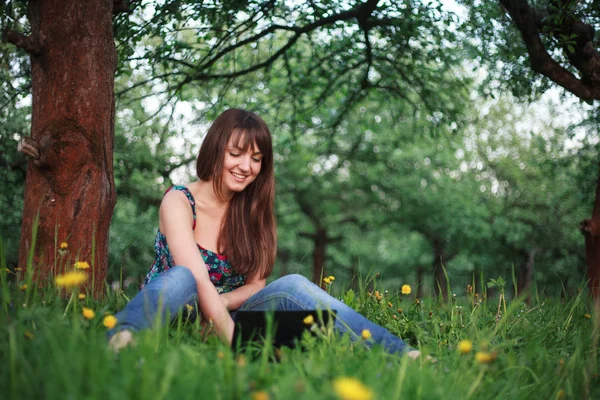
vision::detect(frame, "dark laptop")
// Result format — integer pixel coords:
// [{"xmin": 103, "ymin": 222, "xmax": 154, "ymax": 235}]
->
[{"xmin": 232, "ymin": 309, "xmax": 337, "ymax": 351}]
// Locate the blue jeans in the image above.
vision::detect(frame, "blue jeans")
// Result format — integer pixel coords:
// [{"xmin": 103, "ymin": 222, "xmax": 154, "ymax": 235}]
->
[{"xmin": 109, "ymin": 266, "xmax": 411, "ymax": 355}]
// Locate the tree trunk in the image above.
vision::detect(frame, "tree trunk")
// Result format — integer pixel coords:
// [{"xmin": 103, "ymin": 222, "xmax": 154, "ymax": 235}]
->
[
  {"xmin": 432, "ymin": 239, "xmax": 448, "ymax": 300},
  {"xmin": 516, "ymin": 249, "xmax": 536, "ymax": 304},
  {"xmin": 18, "ymin": 0, "xmax": 117, "ymax": 296},
  {"xmin": 312, "ymin": 227, "xmax": 327, "ymax": 285},
  {"xmin": 416, "ymin": 264, "xmax": 425, "ymax": 299},
  {"xmin": 581, "ymin": 164, "xmax": 600, "ymax": 303}
]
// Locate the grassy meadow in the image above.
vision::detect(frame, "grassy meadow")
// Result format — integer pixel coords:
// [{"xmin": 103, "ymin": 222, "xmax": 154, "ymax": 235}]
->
[{"xmin": 1, "ymin": 252, "xmax": 598, "ymax": 400}]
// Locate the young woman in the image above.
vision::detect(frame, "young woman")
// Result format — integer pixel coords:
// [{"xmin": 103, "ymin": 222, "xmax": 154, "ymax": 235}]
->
[{"xmin": 108, "ymin": 109, "xmax": 420, "ymax": 358}]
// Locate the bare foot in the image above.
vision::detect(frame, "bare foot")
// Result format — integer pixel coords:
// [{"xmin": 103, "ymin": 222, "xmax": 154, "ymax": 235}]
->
[
  {"xmin": 406, "ymin": 350, "xmax": 437, "ymax": 363},
  {"xmin": 406, "ymin": 350, "xmax": 421, "ymax": 359},
  {"xmin": 108, "ymin": 330, "xmax": 134, "ymax": 353}
]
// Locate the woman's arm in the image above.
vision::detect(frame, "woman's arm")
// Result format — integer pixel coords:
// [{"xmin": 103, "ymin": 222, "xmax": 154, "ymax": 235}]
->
[
  {"xmin": 159, "ymin": 190, "xmax": 234, "ymax": 344},
  {"xmin": 220, "ymin": 275, "xmax": 266, "ymax": 311}
]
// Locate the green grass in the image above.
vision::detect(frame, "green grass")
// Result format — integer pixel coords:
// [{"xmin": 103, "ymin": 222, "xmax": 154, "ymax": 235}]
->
[{"xmin": 0, "ymin": 264, "xmax": 598, "ymax": 400}]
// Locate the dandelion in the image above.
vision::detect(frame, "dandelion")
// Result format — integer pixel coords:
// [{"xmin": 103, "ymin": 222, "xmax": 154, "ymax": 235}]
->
[
  {"xmin": 374, "ymin": 291, "xmax": 382, "ymax": 301},
  {"xmin": 303, "ymin": 315, "xmax": 314, "ymax": 325},
  {"xmin": 475, "ymin": 351, "xmax": 495, "ymax": 364},
  {"xmin": 78, "ymin": 293, "xmax": 86, "ymax": 300},
  {"xmin": 251, "ymin": 390, "xmax": 269, "ymax": 400},
  {"xmin": 584, "ymin": 313, "xmax": 591, "ymax": 319},
  {"xmin": 60, "ymin": 242, "xmax": 68, "ymax": 249},
  {"xmin": 24, "ymin": 331, "xmax": 34, "ymax": 340},
  {"xmin": 237, "ymin": 355, "xmax": 246, "ymax": 367},
  {"xmin": 14, "ymin": 267, "xmax": 21, "ymax": 271},
  {"xmin": 361, "ymin": 329, "xmax": 372, "ymax": 340},
  {"xmin": 103, "ymin": 315, "xmax": 117, "ymax": 329},
  {"xmin": 20, "ymin": 284, "xmax": 27, "ymax": 291},
  {"xmin": 82, "ymin": 307, "xmax": 95, "ymax": 319},
  {"xmin": 388, "ymin": 301, "xmax": 393, "ymax": 308},
  {"xmin": 55, "ymin": 271, "xmax": 88, "ymax": 289},
  {"xmin": 323, "ymin": 277, "xmax": 331, "ymax": 284},
  {"xmin": 74, "ymin": 261, "xmax": 90, "ymax": 270},
  {"xmin": 397, "ymin": 308, "xmax": 403, "ymax": 314},
  {"xmin": 328, "ymin": 275, "xmax": 335, "ymax": 281},
  {"xmin": 185, "ymin": 304, "xmax": 194, "ymax": 313},
  {"xmin": 457, "ymin": 340, "xmax": 473, "ymax": 354},
  {"xmin": 401, "ymin": 284, "xmax": 411, "ymax": 295},
  {"xmin": 333, "ymin": 377, "xmax": 373, "ymax": 400}
]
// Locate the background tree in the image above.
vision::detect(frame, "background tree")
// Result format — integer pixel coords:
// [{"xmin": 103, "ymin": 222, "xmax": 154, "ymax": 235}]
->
[
  {"xmin": 1, "ymin": 0, "xmax": 464, "ymax": 294},
  {"xmin": 459, "ymin": 0, "xmax": 600, "ymax": 298}
]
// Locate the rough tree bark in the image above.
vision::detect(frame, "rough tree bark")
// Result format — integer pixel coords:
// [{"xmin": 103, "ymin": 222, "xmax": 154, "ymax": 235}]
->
[
  {"xmin": 581, "ymin": 164, "xmax": 600, "ymax": 302},
  {"xmin": 516, "ymin": 248, "xmax": 537, "ymax": 304},
  {"xmin": 8, "ymin": 0, "xmax": 117, "ymax": 296}
]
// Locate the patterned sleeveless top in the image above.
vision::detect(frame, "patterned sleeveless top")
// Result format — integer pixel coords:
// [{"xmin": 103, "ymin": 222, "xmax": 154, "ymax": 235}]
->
[{"xmin": 142, "ymin": 185, "xmax": 246, "ymax": 293}]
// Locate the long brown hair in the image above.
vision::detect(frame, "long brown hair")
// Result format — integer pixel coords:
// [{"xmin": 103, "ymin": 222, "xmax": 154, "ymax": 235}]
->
[{"xmin": 196, "ymin": 109, "xmax": 276, "ymax": 279}]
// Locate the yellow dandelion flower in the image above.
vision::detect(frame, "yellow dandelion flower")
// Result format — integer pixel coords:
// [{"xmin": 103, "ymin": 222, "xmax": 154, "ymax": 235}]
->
[
  {"xmin": 237, "ymin": 355, "xmax": 246, "ymax": 367},
  {"xmin": 475, "ymin": 351, "xmax": 494, "ymax": 364},
  {"xmin": 328, "ymin": 276, "xmax": 335, "ymax": 281},
  {"xmin": 20, "ymin": 284, "xmax": 27, "ymax": 291},
  {"xmin": 361, "ymin": 329, "xmax": 372, "ymax": 340},
  {"xmin": 55, "ymin": 271, "xmax": 88, "ymax": 289},
  {"xmin": 82, "ymin": 307, "xmax": 95, "ymax": 320},
  {"xmin": 103, "ymin": 315, "xmax": 117, "ymax": 329},
  {"xmin": 185, "ymin": 304, "xmax": 194, "ymax": 312},
  {"xmin": 323, "ymin": 277, "xmax": 331, "ymax": 284},
  {"xmin": 401, "ymin": 284, "xmax": 412, "ymax": 295},
  {"xmin": 78, "ymin": 293, "xmax": 86, "ymax": 300},
  {"xmin": 333, "ymin": 377, "xmax": 373, "ymax": 400},
  {"xmin": 60, "ymin": 242, "xmax": 68, "ymax": 249},
  {"xmin": 584, "ymin": 313, "xmax": 591, "ymax": 319},
  {"xmin": 14, "ymin": 267, "xmax": 21, "ymax": 271},
  {"xmin": 251, "ymin": 390, "xmax": 269, "ymax": 400},
  {"xmin": 303, "ymin": 315, "xmax": 314, "ymax": 325},
  {"xmin": 387, "ymin": 301, "xmax": 393, "ymax": 308},
  {"xmin": 457, "ymin": 340, "xmax": 473, "ymax": 354},
  {"xmin": 24, "ymin": 331, "xmax": 34, "ymax": 340},
  {"xmin": 74, "ymin": 261, "xmax": 90, "ymax": 270}
]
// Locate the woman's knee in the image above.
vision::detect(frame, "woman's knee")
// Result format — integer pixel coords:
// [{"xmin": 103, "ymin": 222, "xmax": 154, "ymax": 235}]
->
[
  {"xmin": 151, "ymin": 266, "xmax": 196, "ymax": 293},
  {"xmin": 268, "ymin": 274, "xmax": 311, "ymax": 293}
]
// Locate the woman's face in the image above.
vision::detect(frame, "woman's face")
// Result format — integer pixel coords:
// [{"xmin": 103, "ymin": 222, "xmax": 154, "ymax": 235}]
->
[{"xmin": 220, "ymin": 134, "xmax": 263, "ymax": 196}]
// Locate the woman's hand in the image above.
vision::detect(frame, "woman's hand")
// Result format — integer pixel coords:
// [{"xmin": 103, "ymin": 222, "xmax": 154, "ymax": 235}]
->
[{"xmin": 220, "ymin": 294, "xmax": 231, "ymax": 311}]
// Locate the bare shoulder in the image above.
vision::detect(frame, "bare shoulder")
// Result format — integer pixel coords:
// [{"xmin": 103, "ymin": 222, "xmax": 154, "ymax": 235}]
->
[{"xmin": 159, "ymin": 186, "xmax": 194, "ymax": 228}]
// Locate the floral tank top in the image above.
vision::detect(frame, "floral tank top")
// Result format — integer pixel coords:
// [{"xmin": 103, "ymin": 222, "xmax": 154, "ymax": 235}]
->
[{"xmin": 142, "ymin": 185, "xmax": 246, "ymax": 293}]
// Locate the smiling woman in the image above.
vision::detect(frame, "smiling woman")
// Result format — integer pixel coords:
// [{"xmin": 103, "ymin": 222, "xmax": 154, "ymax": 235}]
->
[{"xmin": 107, "ymin": 108, "xmax": 420, "ymax": 359}]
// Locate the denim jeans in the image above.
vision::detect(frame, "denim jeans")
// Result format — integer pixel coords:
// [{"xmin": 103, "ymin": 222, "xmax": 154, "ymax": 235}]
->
[{"xmin": 109, "ymin": 266, "xmax": 411, "ymax": 355}]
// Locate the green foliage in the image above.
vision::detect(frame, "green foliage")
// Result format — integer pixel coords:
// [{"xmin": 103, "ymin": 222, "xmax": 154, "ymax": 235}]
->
[{"xmin": 0, "ymin": 264, "xmax": 598, "ymax": 399}]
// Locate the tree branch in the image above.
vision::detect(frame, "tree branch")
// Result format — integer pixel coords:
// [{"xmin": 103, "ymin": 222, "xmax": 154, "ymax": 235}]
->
[
  {"xmin": 499, "ymin": 0, "xmax": 600, "ymax": 102},
  {"xmin": 3, "ymin": 29, "xmax": 42, "ymax": 55}
]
